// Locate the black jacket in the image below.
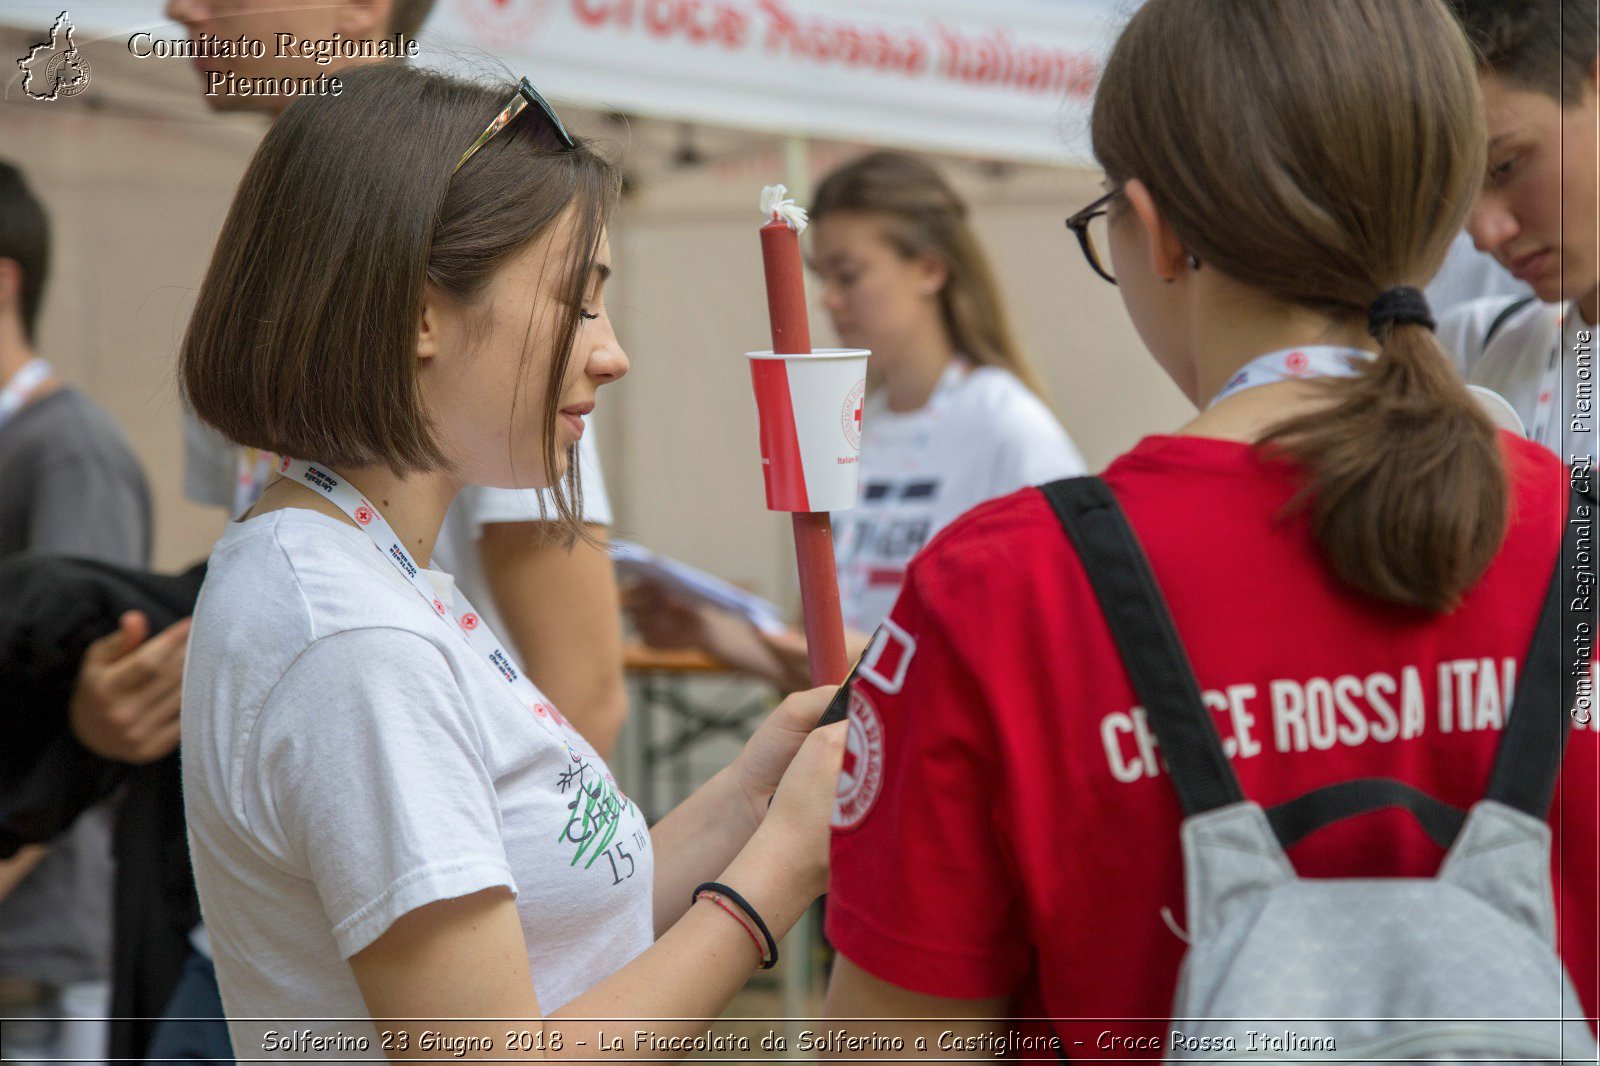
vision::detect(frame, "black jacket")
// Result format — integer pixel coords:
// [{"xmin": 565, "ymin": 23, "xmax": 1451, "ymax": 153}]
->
[{"xmin": 0, "ymin": 553, "xmax": 206, "ymax": 1061}]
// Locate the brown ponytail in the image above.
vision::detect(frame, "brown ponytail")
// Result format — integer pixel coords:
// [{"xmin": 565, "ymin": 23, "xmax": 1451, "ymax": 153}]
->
[
  {"xmin": 1092, "ymin": 0, "xmax": 1505, "ymax": 612},
  {"xmin": 1260, "ymin": 320, "xmax": 1507, "ymax": 612},
  {"xmin": 810, "ymin": 151, "xmax": 1050, "ymax": 400}
]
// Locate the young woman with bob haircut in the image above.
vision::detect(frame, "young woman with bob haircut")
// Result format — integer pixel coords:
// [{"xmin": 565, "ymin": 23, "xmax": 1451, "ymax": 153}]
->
[
  {"xmin": 820, "ymin": 0, "xmax": 1598, "ymax": 1049},
  {"xmin": 179, "ymin": 63, "xmax": 843, "ymax": 1058}
]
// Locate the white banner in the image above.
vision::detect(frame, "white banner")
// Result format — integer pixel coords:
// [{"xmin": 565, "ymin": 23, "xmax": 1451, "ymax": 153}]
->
[
  {"xmin": 4, "ymin": 0, "xmax": 1119, "ymax": 164},
  {"xmin": 433, "ymin": 0, "xmax": 1118, "ymax": 165}
]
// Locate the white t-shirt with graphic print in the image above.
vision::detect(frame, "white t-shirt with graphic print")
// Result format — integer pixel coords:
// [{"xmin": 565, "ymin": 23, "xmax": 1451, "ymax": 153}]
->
[
  {"xmin": 833, "ymin": 362, "xmax": 1086, "ymax": 633},
  {"xmin": 182, "ymin": 508, "xmax": 652, "ymax": 1058}
]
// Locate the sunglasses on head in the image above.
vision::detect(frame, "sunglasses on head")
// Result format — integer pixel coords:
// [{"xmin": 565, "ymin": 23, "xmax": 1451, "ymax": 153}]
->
[{"xmin": 453, "ymin": 77, "xmax": 576, "ymax": 175}]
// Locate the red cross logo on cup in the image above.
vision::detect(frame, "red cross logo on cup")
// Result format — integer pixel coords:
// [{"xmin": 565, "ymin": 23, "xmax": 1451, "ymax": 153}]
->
[
  {"xmin": 842, "ymin": 379, "xmax": 866, "ymax": 449},
  {"xmin": 353, "ymin": 503, "xmax": 374, "ymax": 526},
  {"xmin": 461, "ymin": 612, "xmax": 479, "ymax": 631}
]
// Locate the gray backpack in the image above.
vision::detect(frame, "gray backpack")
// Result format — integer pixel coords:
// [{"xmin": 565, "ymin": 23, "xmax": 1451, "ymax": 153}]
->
[{"xmin": 1044, "ymin": 477, "xmax": 1596, "ymax": 1064}]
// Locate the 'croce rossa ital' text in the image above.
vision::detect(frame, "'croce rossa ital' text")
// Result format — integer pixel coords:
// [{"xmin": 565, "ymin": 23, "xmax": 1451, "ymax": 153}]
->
[{"xmin": 1099, "ymin": 658, "xmax": 1595, "ymax": 782}]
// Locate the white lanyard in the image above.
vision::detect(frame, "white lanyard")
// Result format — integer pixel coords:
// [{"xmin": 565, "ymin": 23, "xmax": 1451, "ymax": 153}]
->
[
  {"xmin": 233, "ymin": 448, "xmax": 276, "ymax": 518},
  {"xmin": 0, "ymin": 358, "xmax": 52, "ymax": 431},
  {"xmin": 1529, "ymin": 304, "xmax": 1576, "ymax": 449},
  {"xmin": 275, "ymin": 458, "xmax": 588, "ymax": 751},
  {"xmin": 1208, "ymin": 346, "xmax": 1371, "ymax": 408}
]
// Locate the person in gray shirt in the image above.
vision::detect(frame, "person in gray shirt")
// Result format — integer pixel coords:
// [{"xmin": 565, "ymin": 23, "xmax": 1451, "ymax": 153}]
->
[
  {"xmin": 0, "ymin": 159, "xmax": 152, "ymax": 1066},
  {"xmin": 0, "ymin": 389, "xmax": 152, "ymax": 561}
]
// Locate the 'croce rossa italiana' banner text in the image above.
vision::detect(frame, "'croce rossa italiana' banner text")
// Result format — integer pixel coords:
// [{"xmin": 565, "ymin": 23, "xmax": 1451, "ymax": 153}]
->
[{"xmin": 436, "ymin": 0, "xmax": 1115, "ymax": 164}]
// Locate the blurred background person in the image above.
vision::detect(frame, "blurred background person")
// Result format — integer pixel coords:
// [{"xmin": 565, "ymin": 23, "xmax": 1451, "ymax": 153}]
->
[
  {"xmin": 628, "ymin": 151, "xmax": 1084, "ymax": 689},
  {"xmin": 1439, "ymin": 0, "xmax": 1598, "ymax": 464},
  {"xmin": 0, "ymin": 160, "xmax": 152, "ymax": 1066}
]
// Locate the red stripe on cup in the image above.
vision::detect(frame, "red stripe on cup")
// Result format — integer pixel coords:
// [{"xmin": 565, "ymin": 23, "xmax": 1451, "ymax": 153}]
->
[{"xmin": 750, "ymin": 358, "xmax": 810, "ymax": 511}]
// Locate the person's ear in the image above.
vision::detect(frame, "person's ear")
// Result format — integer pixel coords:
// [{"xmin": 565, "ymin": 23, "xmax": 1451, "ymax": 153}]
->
[
  {"xmin": 0, "ymin": 259, "xmax": 21, "ymax": 313},
  {"xmin": 911, "ymin": 252, "xmax": 949, "ymax": 298},
  {"xmin": 334, "ymin": 0, "xmax": 388, "ymax": 39},
  {"xmin": 1122, "ymin": 179, "xmax": 1189, "ymax": 283},
  {"xmin": 417, "ymin": 287, "xmax": 442, "ymax": 363}
]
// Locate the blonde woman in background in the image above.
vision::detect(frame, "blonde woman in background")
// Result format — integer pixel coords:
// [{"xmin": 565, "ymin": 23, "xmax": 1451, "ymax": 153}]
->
[{"xmin": 630, "ymin": 152, "xmax": 1084, "ymax": 688}]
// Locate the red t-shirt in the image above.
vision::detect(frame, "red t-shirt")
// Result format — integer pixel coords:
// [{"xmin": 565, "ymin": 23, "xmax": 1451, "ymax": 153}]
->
[{"xmin": 827, "ymin": 433, "xmax": 1597, "ymax": 1051}]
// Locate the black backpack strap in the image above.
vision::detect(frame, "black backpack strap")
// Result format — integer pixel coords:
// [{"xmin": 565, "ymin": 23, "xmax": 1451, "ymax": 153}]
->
[
  {"xmin": 1266, "ymin": 778, "xmax": 1466, "ymax": 851},
  {"xmin": 1484, "ymin": 484, "xmax": 1594, "ymax": 818},
  {"xmin": 1483, "ymin": 296, "xmax": 1537, "ymax": 353},
  {"xmin": 1040, "ymin": 476, "xmax": 1245, "ymax": 816}
]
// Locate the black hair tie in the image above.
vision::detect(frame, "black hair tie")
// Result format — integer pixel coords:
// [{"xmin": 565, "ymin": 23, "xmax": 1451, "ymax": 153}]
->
[{"xmin": 1367, "ymin": 286, "xmax": 1435, "ymax": 338}]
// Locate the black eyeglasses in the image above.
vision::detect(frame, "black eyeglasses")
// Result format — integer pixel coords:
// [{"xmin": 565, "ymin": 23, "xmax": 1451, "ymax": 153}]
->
[
  {"xmin": 1064, "ymin": 188, "xmax": 1118, "ymax": 285},
  {"xmin": 454, "ymin": 77, "xmax": 576, "ymax": 175}
]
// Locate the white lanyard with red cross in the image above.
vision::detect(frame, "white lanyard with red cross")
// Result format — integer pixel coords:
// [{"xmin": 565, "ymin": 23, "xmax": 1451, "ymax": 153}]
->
[
  {"xmin": 275, "ymin": 457, "xmax": 586, "ymax": 749},
  {"xmin": 1207, "ymin": 346, "xmax": 1370, "ymax": 408},
  {"xmin": 1206, "ymin": 344, "xmax": 1528, "ymax": 437}
]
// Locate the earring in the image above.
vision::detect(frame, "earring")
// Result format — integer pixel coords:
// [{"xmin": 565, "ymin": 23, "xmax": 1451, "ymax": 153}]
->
[{"xmin": 1187, "ymin": 254, "xmax": 1201, "ymax": 270}]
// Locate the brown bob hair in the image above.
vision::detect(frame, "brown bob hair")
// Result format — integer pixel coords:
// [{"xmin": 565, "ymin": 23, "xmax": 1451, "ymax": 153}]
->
[
  {"xmin": 809, "ymin": 151, "xmax": 1049, "ymax": 400},
  {"xmin": 1092, "ymin": 0, "xmax": 1501, "ymax": 613},
  {"xmin": 181, "ymin": 64, "xmax": 620, "ymax": 535}
]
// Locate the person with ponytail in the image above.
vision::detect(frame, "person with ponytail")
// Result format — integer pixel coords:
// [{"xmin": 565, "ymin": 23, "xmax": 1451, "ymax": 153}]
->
[
  {"xmin": 628, "ymin": 152, "xmax": 1084, "ymax": 689},
  {"xmin": 179, "ymin": 65, "xmax": 843, "ymax": 1058},
  {"xmin": 819, "ymin": 0, "xmax": 1597, "ymax": 1048}
]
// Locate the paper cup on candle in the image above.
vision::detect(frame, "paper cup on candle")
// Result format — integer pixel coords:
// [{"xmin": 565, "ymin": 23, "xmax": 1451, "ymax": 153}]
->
[{"xmin": 747, "ymin": 348, "xmax": 869, "ymax": 512}]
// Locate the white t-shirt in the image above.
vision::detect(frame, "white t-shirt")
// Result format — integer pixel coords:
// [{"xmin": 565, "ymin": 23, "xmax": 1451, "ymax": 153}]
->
[
  {"xmin": 182, "ymin": 408, "xmax": 613, "ymax": 629},
  {"xmin": 182, "ymin": 509, "xmax": 653, "ymax": 1057},
  {"xmin": 432, "ymin": 444, "xmax": 614, "ymax": 655},
  {"xmin": 1440, "ymin": 296, "xmax": 1593, "ymax": 464},
  {"xmin": 833, "ymin": 362, "xmax": 1086, "ymax": 632}
]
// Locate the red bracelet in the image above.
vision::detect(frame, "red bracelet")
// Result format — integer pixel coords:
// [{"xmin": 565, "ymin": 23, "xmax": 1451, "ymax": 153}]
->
[{"xmin": 696, "ymin": 891, "xmax": 768, "ymax": 966}]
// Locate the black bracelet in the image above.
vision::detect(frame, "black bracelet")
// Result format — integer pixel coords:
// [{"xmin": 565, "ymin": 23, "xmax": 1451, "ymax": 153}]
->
[{"xmin": 693, "ymin": 881, "xmax": 779, "ymax": 970}]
